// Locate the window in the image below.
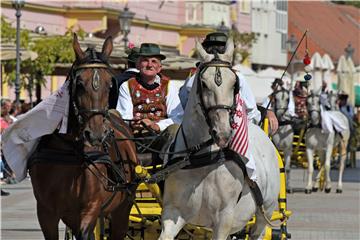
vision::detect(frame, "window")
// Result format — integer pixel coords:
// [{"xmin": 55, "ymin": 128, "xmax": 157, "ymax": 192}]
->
[
  {"xmin": 281, "ymin": 33, "xmax": 287, "ymax": 52},
  {"xmin": 276, "ymin": 1, "xmax": 287, "ymax": 34},
  {"xmin": 188, "ymin": 4, "xmax": 194, "ymax": 21},
  {"xmin": 186, "ymin": 2, "xmax": 201, "ymax": 24},
  {"xmin": 239, "ymin": 0, "xmax": 251, "ymax": 13},
  {"xmin": 276, "ymin": 1, "xmax": 287, "ymax": 11}
]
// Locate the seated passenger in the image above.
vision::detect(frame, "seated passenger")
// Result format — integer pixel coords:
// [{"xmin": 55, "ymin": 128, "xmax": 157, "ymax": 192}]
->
[{"xmin": 116, "ymin": 43, "xmax": 183, "ymax": 153}]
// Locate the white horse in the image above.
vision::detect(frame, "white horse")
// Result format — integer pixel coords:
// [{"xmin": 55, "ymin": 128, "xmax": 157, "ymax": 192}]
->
[
  {"xmin": 159, "ymin": 38, "xmax": 280, "ymax": 239},
  {"xmin": 305, "ymin": 92, "xmax": 350, "ymax": 193},
  {"xmin": 328, "ymin": 91, "xmax": 339, "ymax": 111},
  {"xmin": 271, "ymin": 87, "xmax": 294, "ymax": 193}
]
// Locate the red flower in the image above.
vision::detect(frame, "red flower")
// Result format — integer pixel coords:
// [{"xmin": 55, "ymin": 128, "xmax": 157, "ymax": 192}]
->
[
  {"xmin": 235, "ymin": 110, "xmax": 243, "ymax": 117},
  {"xmin": 128, "ymin": 42, "xmax": 135, "ymax": 49}
]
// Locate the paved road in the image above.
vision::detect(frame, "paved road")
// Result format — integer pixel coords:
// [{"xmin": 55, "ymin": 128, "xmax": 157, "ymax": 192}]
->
[
  {"xmin": 286, "ymin": 163, "xmax": 360, "ymax": 240},
  {"xmin": 1, "ymin": 162, "xmax": 360, "ymax": 240}
]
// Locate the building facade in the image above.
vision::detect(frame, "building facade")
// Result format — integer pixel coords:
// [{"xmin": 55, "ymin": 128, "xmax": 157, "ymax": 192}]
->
[
  {"xmin": 251, "ymin": 0, "xmax": 288, "ymax": 69},
  {"xmin": 1, "ymin": 0, "xmax": 287, "ymax": 102}
]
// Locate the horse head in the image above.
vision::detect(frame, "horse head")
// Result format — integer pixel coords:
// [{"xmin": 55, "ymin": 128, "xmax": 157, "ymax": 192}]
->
[
  {"xmin": 195, "ymin": 37, "xmax": 237, "ymax": 148},
  {"xmin": 70, "ymin": 34, "xmax": 114, "ymax": 148},
  {"xmin": 273, "ymin": 87, "xmax": 290, "ymax": 122},
  {"xmin": 307, "ymin": 91, "xmax": 321, "ymax": 126},
  {"xmin": 328, "ymin": 91, "xmax": 339, "ymax": 111}
]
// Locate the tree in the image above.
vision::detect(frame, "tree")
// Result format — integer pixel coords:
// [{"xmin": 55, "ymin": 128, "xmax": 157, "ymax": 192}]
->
[
  {"xmin": 229, "ymin": 26, "xmax": 257, "ymax": 65},
  {"xmin": 1, "ymin": 16, "xmax": 85, "ymax": 102},
  {"xmin": 332, "ymin": 1, "xmax": 360, "ymax": 8}
]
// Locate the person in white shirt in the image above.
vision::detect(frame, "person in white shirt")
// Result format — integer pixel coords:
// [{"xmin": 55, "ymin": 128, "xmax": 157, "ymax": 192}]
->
[
  {"xmin": 178, "ymin": 32, "xmax": 279, "ymax": 186},
  {"xmin": 116, "ymin": 43, "xmax": 183, "ymax": 151}
]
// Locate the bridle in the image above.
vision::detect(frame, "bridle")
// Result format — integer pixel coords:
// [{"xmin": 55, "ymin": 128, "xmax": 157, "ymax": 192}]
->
[
  {"xmin": 272, "ymin": 88, "xmax": 290, "ymax": 123},
  {"xmin": 68, "ymin": 49, "xmax": 114, "ymax": 141},
  {"xmin": 307, "ymin": 93, "xmax": 321, "ymax": 126},
  {"xmin": 196, "ymin": 56, "xmax": 239, "ymax": 138}
]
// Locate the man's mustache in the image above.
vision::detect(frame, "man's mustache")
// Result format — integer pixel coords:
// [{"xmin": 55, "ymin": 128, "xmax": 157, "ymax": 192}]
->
[{"xmin": 141, "ymin": 66, "xmax": 155, "ymax": 71}]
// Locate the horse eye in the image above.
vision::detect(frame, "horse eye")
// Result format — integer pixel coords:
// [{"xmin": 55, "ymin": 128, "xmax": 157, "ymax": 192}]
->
[{"xmin": 77, "ymin": 81, "xmax": 85, "ymax": 88}]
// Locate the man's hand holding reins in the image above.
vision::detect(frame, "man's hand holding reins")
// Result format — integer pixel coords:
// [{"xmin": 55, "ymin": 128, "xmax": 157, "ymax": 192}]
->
[{"xmin": 266, "ymin": 110, "xmax": 279, "ymax": 135}]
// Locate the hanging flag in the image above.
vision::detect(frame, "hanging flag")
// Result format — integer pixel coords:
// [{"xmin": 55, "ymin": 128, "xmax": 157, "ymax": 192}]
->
[{"xmin": 230, "ymin": 94, "xmax": 249, "ymax": 156}]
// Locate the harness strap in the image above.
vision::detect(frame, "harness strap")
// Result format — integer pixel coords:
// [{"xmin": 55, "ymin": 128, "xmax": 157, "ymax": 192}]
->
[
  {"xmin": 279, "ymin": 120, "xmax": 293, "ymax": 126},
  {"xmin": 224, "ymin": 150, "xmax": 264, "ymax": 207}
]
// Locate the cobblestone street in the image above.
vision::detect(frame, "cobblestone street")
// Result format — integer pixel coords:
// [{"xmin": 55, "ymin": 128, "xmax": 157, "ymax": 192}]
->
[{"xmin": 1, "ymin": 161, "xmax": 359, "ymax": 239}]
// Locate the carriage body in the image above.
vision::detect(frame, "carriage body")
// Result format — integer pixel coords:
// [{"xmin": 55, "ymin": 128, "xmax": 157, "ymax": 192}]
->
[{"xmin": 88, "ymin": 118, "xmax": 292, "ymax": 240}]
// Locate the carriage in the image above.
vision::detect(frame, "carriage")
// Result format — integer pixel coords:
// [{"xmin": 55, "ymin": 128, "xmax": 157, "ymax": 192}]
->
[
  {"xmin": 77, "ymin": 116, "xmax": 292, "ymax": 240},
  {"xmin": 272, "ymin": 86, "xmax": 354, "ymax": 194},
  {"xmin": 7, "ymin": 34, "xmax": 294, "ymax": 240}
]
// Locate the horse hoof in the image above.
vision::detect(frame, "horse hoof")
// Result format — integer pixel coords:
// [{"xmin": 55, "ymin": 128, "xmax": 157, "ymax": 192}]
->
[
  {"xmin": 305, "ymin": 189, "xmax": 312, "ymax": 194},
  {"xmin": 312, "ymin": 187, "xmax": 318, "ymax": 192},
  {"xmin": 286, "ymin": 188, "xmax": 293, "ymax": 194},
  {"xmin": 325, "ymin": 188, "xmax": 331, "ymax": 193},
  {"xmin": 336, "ymin": 189, "xmax": 342, "ymax": 194}
]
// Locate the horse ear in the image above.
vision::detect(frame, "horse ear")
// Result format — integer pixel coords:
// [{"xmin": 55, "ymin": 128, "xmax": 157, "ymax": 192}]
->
[
  {"xmin": 195, "ymin": 39, "xmax": 211, "ymax": 62},
  {"xmin": 102, "ymin": 36, "xmax": 113, "ymax": 60},
  {"xmin": 73, "ymin": 33, "xmax": 85, "ymax": 60},
  {"xmin": 222, "ymin": 37, "xmax": 234, "ymax": 63}
]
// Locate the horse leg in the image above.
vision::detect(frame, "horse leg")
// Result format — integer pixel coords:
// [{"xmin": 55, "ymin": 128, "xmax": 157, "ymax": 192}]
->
[
  {"xmin": 337, "ymin": 140, "xmax": 347, "ymax": 193},
  {"xmin": 324, "ymin": 146, "xmax": 333, "ymax": 193},
  {"xmin": 62, "ymin": 214, "xmax": 81, "ymax": 238},
  {"xmin": 78, "ymin": 207, "xmax": 101, "ymax": 240},
  {"xmin": 110, "ymin": 197, "xmax": 134, "ymax": 240},
  {"xmin": 250, "ymin": 209, "xmax": 272, "ymax": 240},
  {"xmin": 212, "ymin": 209, "xmax": 235, "ymax": 240},
  {"xmin": 284, "ymin": 148, "xmax": 293, "ymax": 193},
  {"xmin": 305, "ymin": 148, "xmax": 314, "ymax": 193},
  {"xmin": 159, "ymin": 207, "xmax": 186, "ymax": 240},
  {"xmin": 36, "ymin": 202, "xmax": 60, "ymax": 240},
  {"xmin": 312, "ymin": 166, "xmax": 322, "ymax": 192}
]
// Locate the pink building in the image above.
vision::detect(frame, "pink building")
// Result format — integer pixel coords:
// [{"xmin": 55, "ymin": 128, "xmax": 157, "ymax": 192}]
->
[{"xmin": 1, "ymin": 1, "xmax": 251, "ymax": 102}]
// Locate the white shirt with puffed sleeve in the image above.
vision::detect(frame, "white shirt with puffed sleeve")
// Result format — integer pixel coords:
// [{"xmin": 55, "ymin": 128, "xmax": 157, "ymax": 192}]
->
[
  {"xmin": 179, "ymin": 71, "xmax": 261, "ymax": 123},
  {"xmin": 116, "ymin": 75, "xmax": 184, "ymax": 131}
]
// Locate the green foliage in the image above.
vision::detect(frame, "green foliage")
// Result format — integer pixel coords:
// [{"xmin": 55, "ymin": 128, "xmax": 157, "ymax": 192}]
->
[
  {"xmin": 1, "ymin": 16, "xmax": 30, "ymax": 48},
  {"xmin": 229, "ymin": 30, "xmax": 257, "ymax": 64},
  {"xmin": 332, "ymin": 1, "xmax": 360, "ymax": 8},
  {"xmin": 1, "ymin": 16, "xmax": 16, "ymax": 42},
  {"xmin": 1, "ymin": 16, "xmax": 86, "ymax": 93}
]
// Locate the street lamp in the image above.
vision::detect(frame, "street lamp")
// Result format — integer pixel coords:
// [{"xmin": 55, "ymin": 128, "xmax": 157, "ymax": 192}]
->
[
  {"xmin": 344, "ymin": 42, "xmax": 354, "ymax": 59},
  {"xmin": 286, "ymin": 34, "xmax": 298, "ymax": 90},
  {"xmin": 217, "ymin": 20, "xmax": 229, "ymax": 35},
  {"xmin": 35, "ymin": 25, "xmax": 46, "ymax": 35},
  {"xmin": 118, "ymin": 5, "xmax": 135, "ymax": 50},
  {"xmin": 12, "ymin": 0, "xmax": 25, "ymax": 104}
]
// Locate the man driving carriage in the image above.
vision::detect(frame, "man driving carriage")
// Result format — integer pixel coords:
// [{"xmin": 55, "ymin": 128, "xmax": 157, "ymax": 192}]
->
[{"xmin": 116, "ymin": 43, "xmax": 184, "ymax": 154}]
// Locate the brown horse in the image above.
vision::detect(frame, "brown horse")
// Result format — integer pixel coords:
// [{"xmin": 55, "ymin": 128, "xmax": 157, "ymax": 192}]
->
[{"xmin": 29, "ymin": 34, "xmax": 138, "ymax": 239}]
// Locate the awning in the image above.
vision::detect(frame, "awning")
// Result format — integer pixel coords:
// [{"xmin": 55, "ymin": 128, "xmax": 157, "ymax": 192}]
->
[{"xmin": 1, "ymin": 44, "xmax": 38, "ymax": 61}]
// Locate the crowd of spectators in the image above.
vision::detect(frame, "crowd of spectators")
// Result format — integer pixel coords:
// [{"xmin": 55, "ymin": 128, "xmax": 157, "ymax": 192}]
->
[{"xmin": 1, "ymin": 99, "xmax": 32, "ymax": 196}]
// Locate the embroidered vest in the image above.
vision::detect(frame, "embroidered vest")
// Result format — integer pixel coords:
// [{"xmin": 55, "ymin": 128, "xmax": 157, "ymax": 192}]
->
[
  {"xmin": 294, "ymin": 95, "xmax": 308, "ymax": 119},
  {"xmin": 128, "ymin": 76, "xmax": 169, "ymax": 122}
]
